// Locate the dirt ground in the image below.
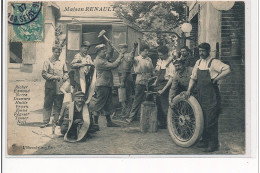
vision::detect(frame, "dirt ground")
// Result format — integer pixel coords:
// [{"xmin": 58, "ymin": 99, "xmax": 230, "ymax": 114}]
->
[{"xmin": 7, "ymin": 80, "xmax": 245, "ymax": 155}]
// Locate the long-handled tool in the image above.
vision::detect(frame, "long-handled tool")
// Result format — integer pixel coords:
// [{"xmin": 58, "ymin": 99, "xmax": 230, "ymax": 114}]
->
[{"xmin": 98, "ymin": 30, "xmax": 120, "ymax": 53}]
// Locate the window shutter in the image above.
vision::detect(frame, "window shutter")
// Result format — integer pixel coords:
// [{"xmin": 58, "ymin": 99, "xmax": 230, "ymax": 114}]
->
[
  {"xmin": 67, "ymin": 23, "xmax": 82, "ymax": 50},
  {"xmin": 22, "ymin": 43, "xmax": 36, "ymax": 64}
]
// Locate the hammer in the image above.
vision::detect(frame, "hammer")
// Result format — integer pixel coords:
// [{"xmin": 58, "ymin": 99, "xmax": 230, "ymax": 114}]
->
[{"xmin": 98, "ymin": 30, "xmax": 119, "ymax": 53}]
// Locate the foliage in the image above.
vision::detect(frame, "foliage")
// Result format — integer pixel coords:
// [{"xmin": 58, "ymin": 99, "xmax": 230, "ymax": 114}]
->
[{"xmin": 113, "ymin": 1, "xmax": 186, "ymax": 49}]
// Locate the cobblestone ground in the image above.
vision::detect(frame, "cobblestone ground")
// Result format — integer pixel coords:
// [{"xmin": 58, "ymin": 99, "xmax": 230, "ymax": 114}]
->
[{"xmin": 7, "ymin": 81, "xmax": 245, "ymax": 155}]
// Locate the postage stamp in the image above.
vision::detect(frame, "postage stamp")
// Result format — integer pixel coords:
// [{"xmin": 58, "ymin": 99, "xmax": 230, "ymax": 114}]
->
[
  {"xmin": 8, "ymin": 2, "xmax": 44, "ymax": 41},
  {"xmin": 4, "ymin": 0, "xmax": 252, "ymax": 158}
]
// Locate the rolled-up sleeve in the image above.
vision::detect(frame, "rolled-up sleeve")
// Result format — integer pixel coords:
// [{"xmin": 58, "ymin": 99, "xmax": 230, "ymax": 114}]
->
[
  {"xmin": 165, "ymin": 63, "xmax": 176, "ymax": 78},
  {"xmin": 70, "ymin": 54, "xmax": 81, "ymax": 69},
  {"xmin": 212, "ymin": 59, "xmax": 230, "ymax": 72},
  {"xmin": 190, "ymin": 61, "xmax": 199, "ymax": 80}
]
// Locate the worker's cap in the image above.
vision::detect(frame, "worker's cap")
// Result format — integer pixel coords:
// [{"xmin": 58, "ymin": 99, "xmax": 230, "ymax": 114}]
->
[
  {"xmin": 173, "ymin": 59, "xmax": 185, "ymax": 65},
  {"xmin": 198, "ymin": 42, "xmax": 211, "ymax": 52},
  {"xmin": 74, "ymin": 91, "xmax": 85, "ymax": 97},
  {"xmin": 81, "ymin": 41, "xmax": 91, "ymax": 47},
  {"xmin": 95, "ymin": 44, "xmax": 106, "ymax": 51},
  {"xmin": 118, "ymin": 43, "xmax": 128, "ymax": 48}
]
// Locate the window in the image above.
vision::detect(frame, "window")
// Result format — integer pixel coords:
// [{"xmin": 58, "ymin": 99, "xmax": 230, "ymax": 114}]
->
[{"xmin": 10, "ymin": 42, "xmax": 23, "ymax": 63}]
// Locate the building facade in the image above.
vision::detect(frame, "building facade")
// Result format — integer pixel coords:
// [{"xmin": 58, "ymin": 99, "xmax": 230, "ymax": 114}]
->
[{"xmin": 187, "ymin": 1, "xmax": 245, "ymax": 132}]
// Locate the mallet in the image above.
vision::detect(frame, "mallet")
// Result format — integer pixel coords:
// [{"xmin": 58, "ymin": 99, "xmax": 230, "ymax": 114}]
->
[{"xmin": 98, "ymin": 30, "xmax": 119, "ymax": 53}]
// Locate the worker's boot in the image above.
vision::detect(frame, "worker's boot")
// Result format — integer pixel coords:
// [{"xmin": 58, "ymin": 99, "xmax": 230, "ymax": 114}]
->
[
  {"xmin": 93, "ymin": 116, "xmax": 100, "ymax": 131},
  {"xmin": 106, "ymin": 114, "xmax": 120, "ymax": 127}
]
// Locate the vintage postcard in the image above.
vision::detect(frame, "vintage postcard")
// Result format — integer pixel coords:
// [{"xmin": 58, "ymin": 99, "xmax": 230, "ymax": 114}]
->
[{"xmin": 5, "ymin": 0, "xmax": 251, "ymax": 157}]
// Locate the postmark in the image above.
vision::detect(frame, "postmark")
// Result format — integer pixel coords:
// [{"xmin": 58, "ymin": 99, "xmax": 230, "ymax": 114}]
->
[{"xmin": 8, "ymin": 2, "xmax": 44, "ymax": 41}]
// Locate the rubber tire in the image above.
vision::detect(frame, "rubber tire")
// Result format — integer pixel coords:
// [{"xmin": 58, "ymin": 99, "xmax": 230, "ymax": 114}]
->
[{"xmin": 167, "ymin": 94, "xmax": 204, "ymax": 148}]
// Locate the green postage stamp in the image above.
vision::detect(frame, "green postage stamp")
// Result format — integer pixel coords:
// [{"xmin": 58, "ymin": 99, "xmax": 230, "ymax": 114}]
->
[{"xmin": 8, "ymin": 2, "xmax": 44, "ymax": 41}]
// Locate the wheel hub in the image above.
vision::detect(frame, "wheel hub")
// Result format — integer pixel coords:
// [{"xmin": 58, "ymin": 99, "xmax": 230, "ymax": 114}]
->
[{"xmin": 178, "ymin": 115, "xmax": 186, "ymax": 126}]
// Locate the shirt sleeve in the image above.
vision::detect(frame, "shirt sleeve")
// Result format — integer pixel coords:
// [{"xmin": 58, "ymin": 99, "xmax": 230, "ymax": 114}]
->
[
  {"xmin": 211, "ymin": 59, "xmax": 230, "ymax": 73},
  {"xmin": 42, "ymin": 61, "xmax": 56, "ymax": 80},
  {"xmin": 63, "ymin": 63, "xmax": 68, "ymax": 74},
  {"xmin": 165, "ymin": 63, "xmax": 176, "ymax": 78},
  {"xmin": 190, "ymin": 60, "xmax": 200, "ymax": 80},
  {"xmin": 70, "ymin": 54, "xmax": 81, "ymax": 69},
  {"xmin": 96, "ymin": 58, "xmax": 121, "ymax": 70},
  {"xmin": 155, "ymin": 59, "xmax": 161, "ymax": 71}
]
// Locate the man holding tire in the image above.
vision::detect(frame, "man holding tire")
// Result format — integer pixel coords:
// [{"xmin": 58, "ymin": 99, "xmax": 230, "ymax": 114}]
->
[
  {"xmin": 169, "ymin": 59, "xmax": 193, "ymax": 105},
  {"xmin": 184, "ymin": 42, "xmax": 231, "ymax": 152}
]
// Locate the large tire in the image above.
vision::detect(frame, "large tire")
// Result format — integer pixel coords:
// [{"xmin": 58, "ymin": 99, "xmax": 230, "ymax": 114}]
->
[{"xmin": 167, "ymin": 94, "xmax": 204, "ymax": 147}]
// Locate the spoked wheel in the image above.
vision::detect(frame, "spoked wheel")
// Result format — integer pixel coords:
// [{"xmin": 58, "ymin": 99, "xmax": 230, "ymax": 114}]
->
[{"xmin": 167, "ymin": 94, "xmax": 204, "ymax": 147}]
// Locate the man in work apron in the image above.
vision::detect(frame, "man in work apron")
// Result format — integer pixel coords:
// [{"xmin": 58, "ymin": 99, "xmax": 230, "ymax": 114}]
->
[
  {"xmin": 155, "ymin": 69, "xmax": 168, "ymax": 128},
  {"xmin": 154, "ymin": 46, "xmax": 175, "ymax": 128},
  {"xmin": 196, "ymin": 58, "xmax": 221, "ymax": 151},
  {"xmin": 185, "ymin": 42, "xmax": 231, "ymax": 152}
]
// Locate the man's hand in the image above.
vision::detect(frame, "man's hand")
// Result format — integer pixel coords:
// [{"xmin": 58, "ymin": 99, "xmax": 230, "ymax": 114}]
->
[
  {"xmin": 74, "ymin": 119, "xmax": 84, "ymax": 124},
  {"xmin": 169, "ymin": 98, "xmax": 174, "ymax": 107},
  {"xmin": 54, "ymin": 76, "xmax": 61, "ymax": 81},
  {"xmin": 107, "ymin": 40, "xmax": 112, "ymax": 46},
  {"xmin": 118, "ymin": 53, "xmax": 124, "ymax": 59},
  {"xmin": 151, "ymin": 82, "xmax": 157, "ymax": 87},
  {"xmin": 212, "ymin": 78, "xmax": 218, "ymax": 84},
  {"xmin": 181, "ymin": 91, "xmax": 191, "ymax": 99},
  {"xmin": 157, "ymin": 89, "xmax": 164, "ymax": 95},
  {"xmin": 63, "ymin": 74, "xmax": 69, "ymax": 81}
]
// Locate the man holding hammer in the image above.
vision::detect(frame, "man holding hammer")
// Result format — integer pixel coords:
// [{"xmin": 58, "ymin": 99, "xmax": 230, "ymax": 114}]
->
[
  {"xmin": 117, "ymin": 43, "xmax": 138, "ymax": 118},
  {"xmin": 90, "ymin": 43, "xmax": 123, "ymax": 129}
]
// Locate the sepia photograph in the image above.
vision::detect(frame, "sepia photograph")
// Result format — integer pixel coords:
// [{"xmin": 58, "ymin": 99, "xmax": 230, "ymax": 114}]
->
[{"xmin": 5, "ymin": 0, "xmax": 248, "ymax": 156}]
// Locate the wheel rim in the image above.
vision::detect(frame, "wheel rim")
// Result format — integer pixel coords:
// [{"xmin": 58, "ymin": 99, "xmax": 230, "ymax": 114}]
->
[{"xmin": 170, "ymin": 100, "xmax": 196, "ymax": 142}]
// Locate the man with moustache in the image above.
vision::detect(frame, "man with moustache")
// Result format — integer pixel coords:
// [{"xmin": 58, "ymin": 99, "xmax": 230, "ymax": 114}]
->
[
  {"xmin": 41, "ymin": 45, "xmax": 68, "ymax": 128},
  {"xmin": 184, "ymin": 42, "xmax": 231, "ymax": 152},
  {"xmin": 179, "ymin": 46, "xmax": 195, "ymax": 67},
  {"xmin": 71, "ymin": 41, "xmax": 94, "ymax": 97},
  {"xmin": 90, "ymin": 44, "xmax": 123, "ymax": 129},
  {"xmin": 58, "ymin": 91, "xmax": 98, "ymax": 142},
  {"xmin": 126, "ymin": 45, "xmax": 154, "ymax": 123}
]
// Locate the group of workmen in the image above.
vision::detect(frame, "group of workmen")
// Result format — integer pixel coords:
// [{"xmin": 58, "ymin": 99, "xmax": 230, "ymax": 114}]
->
[{"xmin": 41, "ymin": 40, "xmax": 231, "ymax": 151}]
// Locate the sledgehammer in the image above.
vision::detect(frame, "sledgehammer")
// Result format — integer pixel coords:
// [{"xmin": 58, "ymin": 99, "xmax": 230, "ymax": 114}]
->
[{"xmin": 98, "ymin": 30, "xmax": 119, "ymax": 53}]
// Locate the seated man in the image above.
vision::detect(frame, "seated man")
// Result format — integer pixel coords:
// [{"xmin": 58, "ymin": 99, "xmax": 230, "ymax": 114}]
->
[
  {"xmin": 58, "ymin": 91, "xmax": 97, "ymax": 142},
  {"xmin": 169, "ymin": 59, "xmax": 193, "ymax": 105}
]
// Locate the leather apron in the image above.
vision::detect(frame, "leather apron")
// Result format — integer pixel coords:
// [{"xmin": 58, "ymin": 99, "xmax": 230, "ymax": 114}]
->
[
  {"xmin": 197, "ymin": 59, "xmax": 221, "ymax": 128},
  {"xmin": 155, "ymin": 69, "xmax": 167, "ymax": 90}
]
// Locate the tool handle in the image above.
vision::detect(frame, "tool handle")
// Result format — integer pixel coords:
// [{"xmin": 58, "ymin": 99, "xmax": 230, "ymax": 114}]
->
[{"xmin": 102, "ymin": 35, "xmax": 120, "ymax": 53}]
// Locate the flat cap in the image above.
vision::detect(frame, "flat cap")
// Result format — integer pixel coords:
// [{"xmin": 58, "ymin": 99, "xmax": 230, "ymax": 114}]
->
[
  {"xmin": 95, "ymin": 44, "xmax": 106, "ymax": 51},
  {"xmin": 74, "ymin": 91, "xmax": 85, "ymax": 97},
  {"xmin": 81, "ymin": 41, "xmax": 91, "ymax": 47},
  {"xmin": 118, "ymin": 43, "xmax": 128, "ymax": 48}
]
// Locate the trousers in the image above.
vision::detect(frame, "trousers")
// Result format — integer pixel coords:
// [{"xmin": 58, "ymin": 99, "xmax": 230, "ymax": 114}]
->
[
  {"xmin": 128, "ymin": 84, "xmax": 146, "ymax": 121},
  {"xmin": 43, "ymin": 88, "xmax": 64, "ymax": 123}
]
